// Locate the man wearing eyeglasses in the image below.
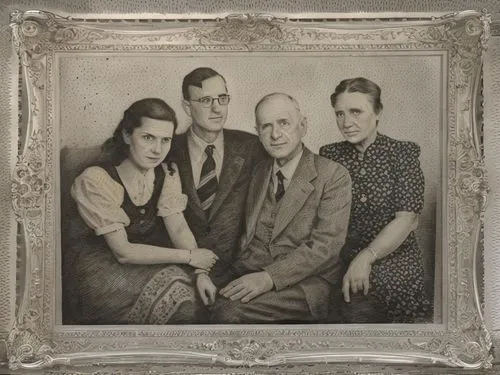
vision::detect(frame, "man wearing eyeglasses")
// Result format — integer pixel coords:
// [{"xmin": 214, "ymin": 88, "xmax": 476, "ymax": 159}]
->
[{"xmin": 169, "ymin": 67, "xmax": 265, "ymax": 312}]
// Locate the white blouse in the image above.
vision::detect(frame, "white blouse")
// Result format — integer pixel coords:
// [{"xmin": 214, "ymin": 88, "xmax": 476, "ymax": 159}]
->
[{"xmin": 71, "ymin": 163, "xmax": 188, "ymax": 236}]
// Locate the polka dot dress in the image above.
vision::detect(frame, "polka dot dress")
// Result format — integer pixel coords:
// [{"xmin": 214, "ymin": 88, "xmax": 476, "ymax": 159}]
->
[{"xmin": 320, "ymin": 133, "xmax": 430, "ymax": 323}]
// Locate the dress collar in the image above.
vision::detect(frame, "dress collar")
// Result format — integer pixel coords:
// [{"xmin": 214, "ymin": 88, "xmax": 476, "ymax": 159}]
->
[{"xmin": 348, "ymin": 132, "xmax": 383, "ymax": 154}]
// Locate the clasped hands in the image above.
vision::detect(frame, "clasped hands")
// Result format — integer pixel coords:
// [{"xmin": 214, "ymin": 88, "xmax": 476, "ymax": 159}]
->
[
  {"xmin": 187, "ymin": 248, "xmax": 218, "ymax": 306},
  {"xmin": 196, "ymin": 270, "xmax": 274, "ymax": 306},
  {"xmin": 188, "ymin": 248, "xmax": 218, "ymax": 271}
]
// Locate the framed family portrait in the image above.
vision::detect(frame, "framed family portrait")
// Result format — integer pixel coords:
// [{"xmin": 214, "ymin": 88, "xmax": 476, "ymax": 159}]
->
[{"xmin": 5, "ymin": 8, "xmax": 493, "ymax": 373}]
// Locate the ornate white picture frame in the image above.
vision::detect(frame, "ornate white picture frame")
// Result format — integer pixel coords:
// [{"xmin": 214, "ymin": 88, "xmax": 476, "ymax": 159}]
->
[{"xmin": 7, "ymin": 9, "xmax": 493, "ymax": 372}]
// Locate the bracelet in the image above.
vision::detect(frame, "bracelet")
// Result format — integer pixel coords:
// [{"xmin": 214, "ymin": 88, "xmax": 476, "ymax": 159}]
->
[
  {"xmin": 366, "ymin": 246, "xmax": 378, "ymax": 261},
  {"xmin": 187, "ymin": 249, "xmax": 192, "ymax": 265}
]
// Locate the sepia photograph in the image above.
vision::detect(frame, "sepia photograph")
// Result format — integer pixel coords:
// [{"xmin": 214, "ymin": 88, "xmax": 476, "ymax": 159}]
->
[
  {"xmin": 59, "ymin": 54, "xmax": 442, "ymax": 326},
  {"xmin": 5, "ymin": 9, "xmax": 492, "ymax": 371}
]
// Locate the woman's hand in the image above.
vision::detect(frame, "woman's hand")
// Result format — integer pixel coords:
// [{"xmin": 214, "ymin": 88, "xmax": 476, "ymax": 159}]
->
[
  {"xmin": 196, "ymin": 273, "xmax": 217, "ymax": 306},
  {"xmin": 342, "ymin": 249, "xmax": 374, "ymax": 303},
  {"xmin": 188, "ymin": 248, "xmax": 218, "ymax": 271}
]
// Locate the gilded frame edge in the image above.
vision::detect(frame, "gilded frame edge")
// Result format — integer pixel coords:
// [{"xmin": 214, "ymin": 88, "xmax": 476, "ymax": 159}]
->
[{"xmin": 6, "ymin": 9, "xmax": 494, "ymax": 372}]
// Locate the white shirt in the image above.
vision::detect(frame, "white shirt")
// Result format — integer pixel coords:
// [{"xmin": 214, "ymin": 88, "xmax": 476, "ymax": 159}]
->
[
  {"xmin": 271, "ymin": 148, "xmax": 304, "ymax": 195},
  {"xmin": 187, "ymin": 127, "xmax": 224, "ymax": 187}
]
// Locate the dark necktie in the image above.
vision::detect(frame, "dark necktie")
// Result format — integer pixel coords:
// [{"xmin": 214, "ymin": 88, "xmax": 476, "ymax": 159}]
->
[
  {"xmin": 275, "ymin": 170, "xmax": 285, "ymax": 202},
  {"xmin": 197, "ymin": 145, "xmax": 218, "ymax": 211}
]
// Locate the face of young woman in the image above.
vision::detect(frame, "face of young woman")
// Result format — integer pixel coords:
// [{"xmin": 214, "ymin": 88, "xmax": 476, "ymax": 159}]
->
[
  {"xmin": 333, "ymin": 92, "xmax": 380, "ymax": 151},
  {"xmin": 123, "ymin": 117, "xmax": 175, "ymax": 172}
]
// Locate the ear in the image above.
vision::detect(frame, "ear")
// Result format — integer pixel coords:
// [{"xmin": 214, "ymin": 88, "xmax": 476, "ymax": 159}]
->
[
  {"xmin": 182, "ymin": 99, "xmax": 192, "ymax": 117},
  {"xmin": 122, "ymin": 129, "xmax": 131, "ymax": 145},
  {"xmin": 375, "ymin": 109, "xmax": 383, "ymax": 127},
  {"xmin": 300, "ymin": 116, "xmax": 308, "ymax": 137}
]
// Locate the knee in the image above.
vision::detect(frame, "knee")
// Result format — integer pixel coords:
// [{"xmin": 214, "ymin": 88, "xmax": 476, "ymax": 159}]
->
[
  {"xmin": 210, "ymin": 297, "xmax": 245, "ymax": 324},
  {"xmin": 341, "ymin": 293, "xmax": 389, "ymax": 323},
  {"xmin": 327, "ymin": 288, "xmax": 344, "ymax": 324}
]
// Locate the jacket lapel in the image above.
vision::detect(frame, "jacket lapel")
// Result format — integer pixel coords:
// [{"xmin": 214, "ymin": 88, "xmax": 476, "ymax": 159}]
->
[
  {"xmin": 171, "ymin": 134, "xmax": 205, "ymax": 220},
  {"xmin": 271, "ymin": 148, "xmax": 316, "ymax": 240},
  {"xmin": 242, "ymin": 159, "xmax": 273, "ymax": 249},
  {"xmin": 208, "ymin": 131, "xmax": 245, "ymax": 220}
]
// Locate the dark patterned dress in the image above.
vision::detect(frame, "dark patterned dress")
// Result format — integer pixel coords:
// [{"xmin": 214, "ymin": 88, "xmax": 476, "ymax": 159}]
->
[
  {"xmin": 320, "ymin": 133, "xmax": 430, "ymax": 323},
  {"xmin": 63, "ymin": 163, "xmax": 203, "ymax": 325}
]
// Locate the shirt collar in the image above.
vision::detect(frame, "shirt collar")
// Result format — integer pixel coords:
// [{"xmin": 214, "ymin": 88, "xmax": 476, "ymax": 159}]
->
[
  {"xmin": 272, "ymin": 147, "xmax": 304, "ymax": 181},
  {"xmin": 187, "ymin": 127, "xmax": 224, "ymax": 162}
]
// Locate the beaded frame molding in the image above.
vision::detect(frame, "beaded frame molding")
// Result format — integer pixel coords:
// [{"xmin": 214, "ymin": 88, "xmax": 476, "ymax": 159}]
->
[{"xmin": 6, "ymin": 9, "xmax": 493, "ymax": 372}]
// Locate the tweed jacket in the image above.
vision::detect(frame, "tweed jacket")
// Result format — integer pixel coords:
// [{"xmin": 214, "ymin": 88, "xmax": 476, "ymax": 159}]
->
[{"xmin": 233, "ymin": 147, "xmax": 352, "ymax": 318}]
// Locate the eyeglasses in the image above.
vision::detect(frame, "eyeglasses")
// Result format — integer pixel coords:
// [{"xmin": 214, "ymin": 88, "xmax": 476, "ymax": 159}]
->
[{"xmin": 190, "ymin": 94, "xmax": 231, "ymax": 108}]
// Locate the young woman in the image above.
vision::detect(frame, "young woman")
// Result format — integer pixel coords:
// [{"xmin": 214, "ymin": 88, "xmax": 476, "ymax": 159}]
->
[{"xmin": 65, "ymin": 98, "xmax": 218, "ymax": 324}]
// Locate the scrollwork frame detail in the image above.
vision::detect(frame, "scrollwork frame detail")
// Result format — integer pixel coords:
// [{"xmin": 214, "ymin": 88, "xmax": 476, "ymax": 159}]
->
[{"xmin": 7, "ymin": 9, "xmax": 493, "ymax": 372}]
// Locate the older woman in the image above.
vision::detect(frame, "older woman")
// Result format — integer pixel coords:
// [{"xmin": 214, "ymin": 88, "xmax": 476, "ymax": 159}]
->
[
  {"xmin": 64, "ymin": 98, "xmax": 218, "ymax": 324},
  {"xmin": 319, "ymin": 77, "xmax": 430, "ymax": 323}
]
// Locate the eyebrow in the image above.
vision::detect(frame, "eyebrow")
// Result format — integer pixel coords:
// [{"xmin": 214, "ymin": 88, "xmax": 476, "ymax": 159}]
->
[
  {"xmin": 258, "ymin": 122, "xmax": 272, "ymax": 127},
  {"xmin": 141, "ymin": 132, "xmax": 172, "ymax": 139},
  {"xmin": 200, "ymin": 92, "xmax": 228, "ymax": 96},
  {"xmin": 258, "ymin": 117, "xmax": 289, "ymax": 127},
  {"xmin": 335, "ymin": 108, "xmax": 362, "ymax": 113}
]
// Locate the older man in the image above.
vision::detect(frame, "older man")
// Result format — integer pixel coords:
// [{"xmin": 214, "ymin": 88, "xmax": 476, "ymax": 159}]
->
[{"xmin": 211, "ymin": 93, "xmax": 352, "ymax": 323}]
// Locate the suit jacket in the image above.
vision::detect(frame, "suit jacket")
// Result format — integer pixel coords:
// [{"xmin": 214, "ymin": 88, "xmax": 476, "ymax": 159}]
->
[
  {"xmin": 233, "ymin": 147, "xmax": 352, "ymax": 319},
  {"xmin": 170, "ymin": 128, "xmax": 266, "ymax": 286}
]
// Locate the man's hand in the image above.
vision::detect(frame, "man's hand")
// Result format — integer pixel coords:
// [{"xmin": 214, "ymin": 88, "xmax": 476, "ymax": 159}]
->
[
  {"xmin": 342, "ymin": 249, "xmax": 373, "ymax": 303},
  {"xmin": 219, "ymin": 271, "xmax": 274, "ymax": 303},
  {"xmin": 196, "ymin": 273, "xmax": 217, "ymax": 306}
]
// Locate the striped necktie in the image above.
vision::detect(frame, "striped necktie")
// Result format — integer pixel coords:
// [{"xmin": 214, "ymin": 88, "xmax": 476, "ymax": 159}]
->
[{"xmin": 197, "ymin": 145, "xmax": 218, "ymax": 211}]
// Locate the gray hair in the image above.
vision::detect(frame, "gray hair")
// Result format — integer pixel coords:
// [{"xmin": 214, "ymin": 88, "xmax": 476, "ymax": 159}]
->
[{"xmin": 254, "ymin": 92, "xmax": 303, "ymax": 125}]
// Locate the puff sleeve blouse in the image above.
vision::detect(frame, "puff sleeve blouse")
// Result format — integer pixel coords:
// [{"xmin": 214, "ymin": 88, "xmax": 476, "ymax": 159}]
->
[{"xmin": 71, "ymin": 163, "xmax": 188, "ymax": 236}]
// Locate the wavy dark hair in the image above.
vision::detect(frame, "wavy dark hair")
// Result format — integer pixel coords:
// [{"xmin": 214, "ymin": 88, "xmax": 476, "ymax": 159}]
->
[
  {"xmin": 330, "ymin": 77, "xmax": 384, "ymax": 115},
  {"xmin": 101, "ymin": 98, "xmax": 178, "ymax": 174}
]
